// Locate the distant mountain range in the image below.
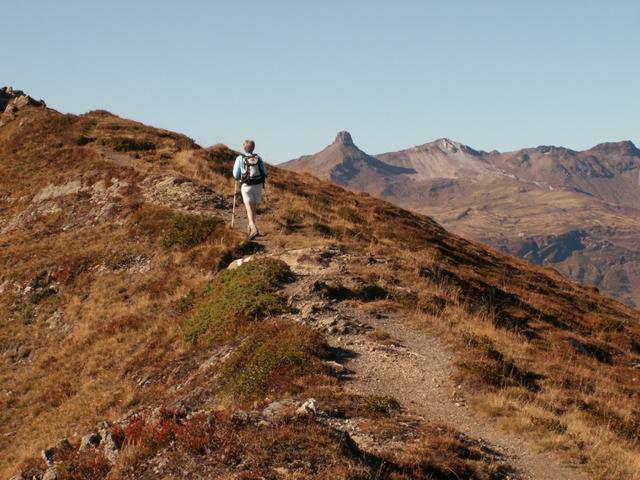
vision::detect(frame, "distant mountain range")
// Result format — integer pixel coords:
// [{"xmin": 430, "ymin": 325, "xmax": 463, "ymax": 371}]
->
[{"xmin": 282, "ymin": 132, "xmax": 640, "ymax": 307}]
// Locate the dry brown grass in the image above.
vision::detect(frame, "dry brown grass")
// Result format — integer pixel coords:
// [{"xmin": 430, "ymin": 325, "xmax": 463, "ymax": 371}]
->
[
  {"xmin": 16, "ymin": 402, "xmax": 515, "ymax": 480},
  {"xmin": 396, "ymin": 269, "xmax": 640, "ymax": 479},
  {"xmin": 2, "ymin": 105, "xmax": 640, "ymax": 479},
  {"xmin": 253, "ymin": 161, "xmax": 639, "ymax": 478},
  {"xmin": 0, "ymin": 108, "xmax": 247, "ymax": 475},
  {"xmin": 254, "ymin": 172, "xmax": 640, "ymax": 478}
]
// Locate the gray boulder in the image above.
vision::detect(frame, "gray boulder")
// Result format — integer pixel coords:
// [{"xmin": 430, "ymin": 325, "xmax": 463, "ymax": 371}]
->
[
  {"xmin": 262, "ymin": 399, "xmax": 298, "ymax": 421},
  {"xmin": 103, "ymin": 431, "xmax": 122, "ymax": 463}
]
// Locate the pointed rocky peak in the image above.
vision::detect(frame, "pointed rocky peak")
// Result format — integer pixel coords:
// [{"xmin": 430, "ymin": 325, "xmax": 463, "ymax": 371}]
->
[{"xmin": 333, "ymin": 131, "xmax": 354, "ymax": 147}]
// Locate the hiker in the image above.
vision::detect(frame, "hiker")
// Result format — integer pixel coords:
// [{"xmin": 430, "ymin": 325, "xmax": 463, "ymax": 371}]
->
[{"xmin": 232, "ymin": 139, "xmax": 267, "ymax": 239}]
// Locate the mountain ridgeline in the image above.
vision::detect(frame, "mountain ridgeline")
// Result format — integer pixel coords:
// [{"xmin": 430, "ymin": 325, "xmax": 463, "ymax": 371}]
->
[
  {"xmin": 2, "ymin": 89, "xmax": 640, "ymax": 479},
  {"xmin": 282, "ymin": 133, "xmax": 640, "ymax": 307}
]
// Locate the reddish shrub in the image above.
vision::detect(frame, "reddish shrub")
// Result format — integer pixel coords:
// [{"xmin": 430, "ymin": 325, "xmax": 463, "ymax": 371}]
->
[
  {"xmin": 121, "ymin": 418, "xmax": 147, "ymax": 445},
  {"xmin": 175, "ymin": 417, "xmax": 209, "ymax": 454},
  {"xmin": 56, "ymin": 451, "xmax": 111, "ymax": 480}
]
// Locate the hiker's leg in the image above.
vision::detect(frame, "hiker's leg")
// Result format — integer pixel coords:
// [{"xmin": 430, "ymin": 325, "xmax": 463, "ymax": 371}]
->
[
  {"xmin": 244, "ymin": 201, "xmax": 255, "ymax": 231},
  {"xmin": 249, "ymin": 202, "xmax": 258, "ymax": 230},
  {"xmin": 253, "ymin": 185, "xmax": 263, "ymax": 233}
]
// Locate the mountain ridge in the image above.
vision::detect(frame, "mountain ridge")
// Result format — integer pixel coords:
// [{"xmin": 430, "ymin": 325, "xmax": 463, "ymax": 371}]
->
[
  {"xmin": 283, "ymin": 131, "xmax": 640, "ymax": 307},
  {"xmin": 2, "ymin": 91, "xmax": 640, "ymax": 479}
]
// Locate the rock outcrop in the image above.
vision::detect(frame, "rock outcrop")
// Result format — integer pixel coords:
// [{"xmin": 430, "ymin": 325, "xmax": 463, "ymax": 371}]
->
[{"xmin": 0, "ymin": 86, "xmax": 46, "ymax": 126}]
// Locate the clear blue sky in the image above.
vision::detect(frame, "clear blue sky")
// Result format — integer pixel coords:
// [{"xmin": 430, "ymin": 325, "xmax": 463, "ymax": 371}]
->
[{"xmin": 5, "ymin": 1, "xmax": 639, "ymax": 162}]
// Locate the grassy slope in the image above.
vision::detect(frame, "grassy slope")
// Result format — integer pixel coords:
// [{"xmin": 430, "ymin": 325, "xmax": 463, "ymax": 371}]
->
[{"xmin": 1, "ymin": 105, "xmax": 639, "ymax": 479}]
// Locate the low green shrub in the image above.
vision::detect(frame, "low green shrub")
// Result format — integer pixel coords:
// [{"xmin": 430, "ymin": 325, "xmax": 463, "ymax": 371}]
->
[
  {"xmin": 181, "ymin": 258, "xmax": 292, "ymax": 345},
  {"xmin": 360, "ymin": 395, "xmax": 401, "ymax": 417},
  {"xmin": 103, "ymin": 137, "xmax": 155, "ymax": 152},
  {"xmin": 163, "ymin": 213, "xmax": 221, "ymax": 248},
  {"xmin": 76, "ymin": 135, "xmax": 96, "ymax": 146},
  {"xmin": 218, "ymin": 321, "xmax": 327, "ymax": 400}
]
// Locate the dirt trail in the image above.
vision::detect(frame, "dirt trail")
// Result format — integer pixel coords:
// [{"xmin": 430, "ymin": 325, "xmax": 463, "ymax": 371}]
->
[
  {"xmin": 342, "ymin": 316, "xmax": 588, "ymax": 480},
  {"xmin": 227, "ymin": 211, "xmax": 589, "ymax": 480}
]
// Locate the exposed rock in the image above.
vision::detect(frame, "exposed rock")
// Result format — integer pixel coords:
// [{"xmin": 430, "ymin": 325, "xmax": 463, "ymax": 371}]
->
[
  {"xmin": 517, "ymin": 229, "xmax": 587, "ymax": 264},
  {"xmin": 96, "ymin": 420, "xmax": 111, "ymax": 435},
  {"xmin": 45, "ymin": 311, "xmax": 68, "ymax": 331},
  {"xmin": 334, "ymin": 130, "xmax": 354, "ymax": 147},
  {"xmin": 32, "ymin": 180, "xmax": 83, "ymax": 202},
  {"xmin": 42, "ymin": 467, "xmax": 58, "ymax": 480},
  {"xmin": 79, "ymin": 432, "xmax": 102, "ymax": 450},
  {"xmin": 94, "ymin": 420, "xmax": 122, "ymax": 463},
  {"xmin": 0, "ymin": 87, "xmax": 45, "ymax": 109},
  {"xmin": 316, "ymin": 314, "xmax": 365, "ymax": 335},
  {"xmin": 323, "ymin": 360, "xmax": 348, "ymax": 374},
  {"xmin": 0, "ymin": 86, "xmax": 45, "ymax": 126},
  {"xmin": 284, "ymin": 131, "xmax": 640, "ymax": 307},
  {"xmin": 41, "ymin": 438, "xmax": 72, "ymax": 465},
  {"xmin": 295, "ymin": 398, "xmax": 317, "ymax": 417},
  {"xmin": 227, "ymin": 255, "xmax": 256, "ymax": 270},
  {"xmin": 24, "ymin": 270, "xmax": 59, "ymax": 304},
  {"xmin": 55, "ymin": 438, "xmax": 73, "ymax": 451},
  {"xmin": 2, "ymin": 176, "xmax": 133, "ymax": 235},
  {"xmin": 140, "ymin": 176, "xmax": 227, "ymax": 214},
  {"xmin": 335, "ymin": 429, "xmax": 361, "ymax": 456},
  {"xmin": 262, "ymin": 399, "xmax": 298, "ymax": 421},
  {"xmin": 231, "ymin": 410, "xmax": 262, "ymax": 426},
  {"xmin": 102, "ymin": 431, "xmax": 121, "ymax": 463},
  {"xmin": 41, "ymin": 448, "xmax": 54, "ymax": 466}
]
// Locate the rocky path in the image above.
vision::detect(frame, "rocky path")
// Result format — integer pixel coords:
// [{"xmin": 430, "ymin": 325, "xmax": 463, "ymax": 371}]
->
[
  {"xmin": 227, "ymin": 210, "xmax": 589, "ymax": 479},
  {"xmin": 228, "ymin": 199, "xmax": 270, "ymax": 252},
  {"xmin": 280, "ymin": 247, "xmax": 588, "ymax": 480},
  {"xmin": 340, "ymin": 317, "xmax": 588, "ymax": 480}
]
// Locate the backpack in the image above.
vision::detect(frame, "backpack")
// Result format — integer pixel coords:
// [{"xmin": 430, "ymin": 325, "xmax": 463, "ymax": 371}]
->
[{"xmin": 241, "ymin": 154, "xmax": 266, "ymax": 185}]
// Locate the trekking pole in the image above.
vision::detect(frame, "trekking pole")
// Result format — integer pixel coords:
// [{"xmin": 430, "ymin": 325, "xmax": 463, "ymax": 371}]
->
[{"xmin": 231, "ymin": 181, "xmax": 238, "ymax": 227}]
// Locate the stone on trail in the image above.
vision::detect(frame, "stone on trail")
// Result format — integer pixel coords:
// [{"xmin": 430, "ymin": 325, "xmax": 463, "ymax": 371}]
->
[{"xmin": 227, "ymin": 255, "xmax": 255, "ymax": 270}]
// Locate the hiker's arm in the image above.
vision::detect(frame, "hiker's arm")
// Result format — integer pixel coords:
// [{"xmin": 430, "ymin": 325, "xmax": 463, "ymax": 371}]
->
[
  {"xmin": 261, "ymin": 159, "xmax": 267, "ymax": 177},
  {"xmin": 232, "ymin": 157, "xmax": 242, "ymax": 180}
]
